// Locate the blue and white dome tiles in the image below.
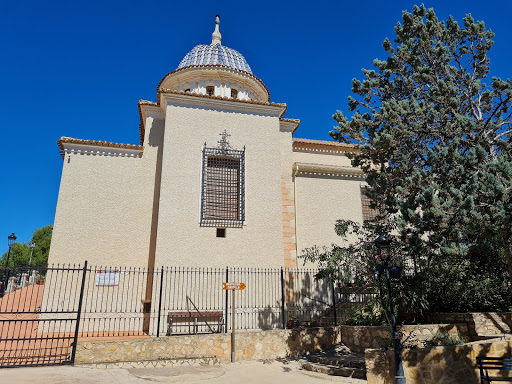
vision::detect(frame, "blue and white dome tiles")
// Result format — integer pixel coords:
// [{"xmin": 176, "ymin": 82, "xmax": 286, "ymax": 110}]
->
[{"xmin": 177, "ymin": 44, "xmax": 253, "ymax": 74}]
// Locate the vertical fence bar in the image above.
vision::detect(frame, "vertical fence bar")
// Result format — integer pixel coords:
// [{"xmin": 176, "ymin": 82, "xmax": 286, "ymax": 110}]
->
[
  {"xmin": 224, "ymin": 266, "xmax": 228, "ymax": 333},
  {"xmin": 71, "ymin": 260, "xmax": 88, "ymax": 365},
  {"xmin": 280, "ymin": 267, "xmax": 285, "ymax": 329},
  {"xmin": 156, "ymin": 266, "xmax": 164, "ymax": 337},
  {"xmin": 331, "ymin": 281, "xmax": 337, "ymax": 326}
]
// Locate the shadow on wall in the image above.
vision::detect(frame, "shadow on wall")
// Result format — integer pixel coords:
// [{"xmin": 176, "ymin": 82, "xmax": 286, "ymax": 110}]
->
[
  {"xmin": 373, "ymin": 339, "xmax": 512, "ymax": 383},
  {"xmin": 483, "ymin": 312, "xmax": 512, "ymax": 335},
  {"xmin": 285, "ymin": 326, "xmax": 340, "ymax": 357},
  {"xmin": 399, "ymin": 324, "xmax": 480, "ymax": 383},
  {"xmin": 423, "ymin": 312, "xmax": 512, "ymax": 340},
  {"xmin": 257, "ymin": 305, "xmax": 281, "ymax": 330},
  {"xmin": 255, "ymin": 270, "xmax": 333, "ymax": 331}
]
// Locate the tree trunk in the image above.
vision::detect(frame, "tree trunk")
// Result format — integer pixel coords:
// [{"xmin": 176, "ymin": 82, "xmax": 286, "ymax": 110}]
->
[{"xmin": 503, "ymin": 228, "xmax": 512, "ymax": 288}]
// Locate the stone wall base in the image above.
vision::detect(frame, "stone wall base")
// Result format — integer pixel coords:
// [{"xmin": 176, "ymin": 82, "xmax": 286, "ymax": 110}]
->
[
  {"xmin": 75, "ymin": 327, "xmax": 341, "ymax": 364},
  {"xmin": 365, "ymin": 337, "xmax": 512, "ymax": 384},
  {"xmin": 76, "ymin": 357, "xmax": 221, "ymax": 369},
  {"xmin": 341, "ymin": 324, "xmax": 470, "ymax": 353},
  {"xmin": 424, "ymin": 312, "xmax": 512, "ymax": 338}
]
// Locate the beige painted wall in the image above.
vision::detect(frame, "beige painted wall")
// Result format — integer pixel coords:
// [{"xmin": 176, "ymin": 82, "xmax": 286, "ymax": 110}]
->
[
  {"xmin": 49, "ymin": 117, "xmax": 165, "ymax": 268},
  {"xmin": 154, "ymin": 100, "xmax": 285, "ymax": 268},
  {"xmin": 294, "ymin": 173, "xmax": 364, "ymax": 261},
  {"xmin": 292, "ymin": 143, "xmax": 364, "ymax": 263},
  {"xmin": 49, "ymin": 98, "xmax": 363, "ymax": 273}
]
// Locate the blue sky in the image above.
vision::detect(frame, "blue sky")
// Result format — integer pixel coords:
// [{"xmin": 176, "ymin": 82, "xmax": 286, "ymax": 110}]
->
[{"xmin": 1, "ymin": 0, "xmax": 511, "ymax": 251}]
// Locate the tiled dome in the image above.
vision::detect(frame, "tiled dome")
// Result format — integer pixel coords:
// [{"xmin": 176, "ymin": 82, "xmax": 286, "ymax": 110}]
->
[{"xmin": 177, "ymin": 44, "xmax": 253, "ymax": 74}]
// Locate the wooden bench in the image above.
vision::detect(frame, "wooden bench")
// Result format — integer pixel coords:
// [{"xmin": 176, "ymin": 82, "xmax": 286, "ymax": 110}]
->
[
  {"xmin": 477, "ymin": 357, "xmax": 512, "ymax": 383},
  {"xmin": 167, "ymin": 311, "xmax": 224, "ymax": 335}
]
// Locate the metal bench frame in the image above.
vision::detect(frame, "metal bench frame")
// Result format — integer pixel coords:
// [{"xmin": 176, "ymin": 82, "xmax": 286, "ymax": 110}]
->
[
  {"xmin": 477, "ymin": 357, "xmax": 512, "ymax": 383},
  {"xmin": 167, "ymin": 311, "xmax": 224, "ymax": 335}
]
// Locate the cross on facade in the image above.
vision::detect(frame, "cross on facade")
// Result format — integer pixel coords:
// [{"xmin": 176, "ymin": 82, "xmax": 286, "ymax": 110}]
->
[{"xmin": 217, "ymin": 130, "xmax": 232, "ymax": 150}]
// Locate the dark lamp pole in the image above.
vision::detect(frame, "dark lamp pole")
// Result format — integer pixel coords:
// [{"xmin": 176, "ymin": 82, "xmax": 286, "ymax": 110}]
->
[
  {"xmin": 2, "ymin": 233, "xmax": 17, "ymax": 297},
  {"xmin": 375, "ymin": 234, "xmax": 406, "ymax": 384},
  {"xmin": 29, "ymin": 242, "xmax": 36, "ymax": 266}
]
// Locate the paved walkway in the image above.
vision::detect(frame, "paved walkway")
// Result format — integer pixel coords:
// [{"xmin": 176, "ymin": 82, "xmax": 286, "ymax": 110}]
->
[{"xmin": 0, "ymin": 360, "xmax": 367, "ymax": 383}]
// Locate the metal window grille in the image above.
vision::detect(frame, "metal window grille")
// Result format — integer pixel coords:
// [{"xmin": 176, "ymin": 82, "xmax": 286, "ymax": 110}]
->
[
  {"xmin": 201, "ymin": 147, "xmax": 245, "ymax": 227},
  {"xmin": 361, "ymin": 190, "xmax": 379, "ymax": 222}
]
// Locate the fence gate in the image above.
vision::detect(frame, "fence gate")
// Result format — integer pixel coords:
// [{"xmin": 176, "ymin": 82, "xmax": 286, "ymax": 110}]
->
[{"xmin": 0, "ymin": 263, "xmax": 87, "ymax": 368}]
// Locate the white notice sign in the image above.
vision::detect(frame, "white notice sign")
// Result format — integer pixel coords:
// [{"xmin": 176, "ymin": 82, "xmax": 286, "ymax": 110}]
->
[{"xmin": 95, "ymin": 270, "xmax": 120, "ymax": 286}]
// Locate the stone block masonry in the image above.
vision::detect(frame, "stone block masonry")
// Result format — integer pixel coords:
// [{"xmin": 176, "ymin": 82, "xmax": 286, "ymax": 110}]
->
[
  {"xmin": 365, "ymin": 337, "xmax": 512, "ymax": 384},
  {"xmin": 340, "ymin": 324, "xmax": 470, "ymax": 353},
  {"xmin": 75, "ymin": 327, "xmax": 341, "ymax": 365},
  {"xmin": 424, "ymin": 312, "xmax": 512, "ymax": 338}
]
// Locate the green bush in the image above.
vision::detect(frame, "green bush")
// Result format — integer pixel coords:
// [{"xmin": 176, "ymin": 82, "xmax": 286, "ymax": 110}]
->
[
  {"xmin": 426, "ymin": 240, "xmax": 512, "ymax": 313},
  {"xmin": 344, "ymin": 301, "xmax": 388, "ymax": 326},
  {"xmin": 423, "ymin": 332, "xmax": 465, "ymax": 348}
]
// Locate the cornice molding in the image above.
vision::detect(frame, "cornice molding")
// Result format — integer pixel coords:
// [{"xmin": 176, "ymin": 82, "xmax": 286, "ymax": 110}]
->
[
  {"xmin": 293, "ymin": 145, "xmax": 355, "ymax": 156},
  {"xmin": 280, "ymin": 118, "xmax": 300, "ymax": 133},
  {"xmin": 161, "ymin": 91, "xmax": 286, "ymax": 118},
  {"xmin": 58, "ymin": 140, "xmax": 143, "ymax": 159},
  {"xmin": 293, "ymin": 138, "xmax": 358, "ymax": 152},
  {"xmin": 294, "ymin": 162, "xmax": 364, "ymax": 178}
]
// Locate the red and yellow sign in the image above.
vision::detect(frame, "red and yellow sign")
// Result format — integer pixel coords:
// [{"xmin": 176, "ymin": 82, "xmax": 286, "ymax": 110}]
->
[{"xmin": 222, "ymin": 282, "xmax": 246, "ymax": 290}]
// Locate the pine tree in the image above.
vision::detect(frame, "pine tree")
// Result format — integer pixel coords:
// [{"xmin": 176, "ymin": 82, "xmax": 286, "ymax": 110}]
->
[{"xmin": 331, "ymin": 5, "xmax": 512, "ymax": 283}]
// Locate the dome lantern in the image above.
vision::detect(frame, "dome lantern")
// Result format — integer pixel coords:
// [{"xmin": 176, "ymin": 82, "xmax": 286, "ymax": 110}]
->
[{"xmin": 212, "ymin": 15, "xmax": 222, "ymax": 45}]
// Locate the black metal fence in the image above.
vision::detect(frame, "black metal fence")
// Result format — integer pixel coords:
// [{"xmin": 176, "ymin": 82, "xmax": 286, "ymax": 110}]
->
[
  {"xmin": 77, "ymin": 265, "xmax": 345, "ymax": 337},
  {"xmin": 0, "ymin": 263, "xmax": 87, "ymax": 368},
  {"xmin": 0, "ymin": 262, "xmax": 377, "ymax": 367}
]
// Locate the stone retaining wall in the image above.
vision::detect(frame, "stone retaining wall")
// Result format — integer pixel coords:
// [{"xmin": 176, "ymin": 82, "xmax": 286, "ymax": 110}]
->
[
  {"xmin": 75, "ymin": 327, "xmax": 341, "ymax": 364},
  {"xmin": 365, "ymin": 337, "xmax": 512, "ymax": 384},
  {"xmin": 424, "ymin": 312, "xmax": 512, "ymax": 338},
  {"xmin": 341, "ymin": 324, "xmax": 470, "ymax": 353}
]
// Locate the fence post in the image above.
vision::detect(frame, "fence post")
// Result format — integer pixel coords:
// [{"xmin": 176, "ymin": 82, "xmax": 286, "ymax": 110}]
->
[
  {"xmin": 71, "ymin": 260, "xmax": 88, "ymax": 365},
  {"xmin": 280, "ymin": 267, "xmax": 286, "ymax": 329},
  {"xmin": 225, "ymin": 266, "xmax": 229, "ymax": 333},
  {"xmin": 331, "ymin": 281, "xmax": 337, "ymax": 326},
  {"xmin": 156, "ymin": 266, "xmax": 164, "ymax": 337}
]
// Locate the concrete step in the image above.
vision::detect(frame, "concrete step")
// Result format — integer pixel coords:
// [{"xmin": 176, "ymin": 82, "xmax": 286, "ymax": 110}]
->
[
  {"xmin": 302, "ymin": 361, "xmax": 367, "ymax": 380},
  {"xmin": 300, "ymin": 367, "xmax": 368, "ymax": 383}
]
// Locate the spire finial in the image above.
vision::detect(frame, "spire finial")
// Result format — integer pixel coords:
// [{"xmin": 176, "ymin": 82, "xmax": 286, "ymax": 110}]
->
[{"xmin": 212, "ymin": 15, "xmax": 222, "ymax": 45}]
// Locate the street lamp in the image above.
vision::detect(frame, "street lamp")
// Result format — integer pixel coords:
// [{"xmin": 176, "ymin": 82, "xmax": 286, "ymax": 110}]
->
[
  {"xmin": 29, "ymin": 243, "xmax": 36, "ymax": 266},
  {"xmin": 1, "ymin": 233, "xmax": 17, "ymax": 296},
  {"xmin": 374, "ymin": 234, "xmax": 406, "ymax": 384}
]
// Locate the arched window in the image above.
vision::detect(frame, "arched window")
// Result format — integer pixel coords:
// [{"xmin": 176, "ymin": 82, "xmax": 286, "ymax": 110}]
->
[
  {"xmin": 206, "ymin": 86, "xmax": 214, "ymax": 96},
  {"xmin": 231, "ymin": 88, "xmax": 238, "ymax": 99}
]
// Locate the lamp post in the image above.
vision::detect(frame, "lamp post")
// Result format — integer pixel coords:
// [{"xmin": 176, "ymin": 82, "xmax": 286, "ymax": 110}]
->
[
  {"xmin": 29, "ymin": 242, "xmax": 36, "ymax": 266},
  {"xmin": 375, "ymin": 234, "xmax": 406, "ymax": 384},
  {"xmin": 1, "ymin": 233, "xmax": 17, "ymax": 296}
]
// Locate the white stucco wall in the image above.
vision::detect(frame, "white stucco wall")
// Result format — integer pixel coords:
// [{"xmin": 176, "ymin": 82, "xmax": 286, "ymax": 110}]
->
[
  {"xmin": 49, "ymin": 116, "xmax": 164, "ymax": 268},
  {"xmin": 153, "ymin": 97, "xmax": 286, "ymax": 268},
  {"xmin": 294, "ymin": 174, "xmax": 364, "ymax": 259},
  {"xmin": 292, "ymin": 143, "xmax": 364, "ymax": 264}
]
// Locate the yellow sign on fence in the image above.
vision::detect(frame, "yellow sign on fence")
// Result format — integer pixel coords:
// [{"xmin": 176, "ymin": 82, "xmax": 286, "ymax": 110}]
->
[{"xmin": 222, "ymin": 282, "xmax": 246, "ymax": 290}]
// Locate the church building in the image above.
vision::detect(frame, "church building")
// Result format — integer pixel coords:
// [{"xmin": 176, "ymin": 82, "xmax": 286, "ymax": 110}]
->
[{"xmin": 49, "ymin": 16, "xmax": 368, "ymax": 270}]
